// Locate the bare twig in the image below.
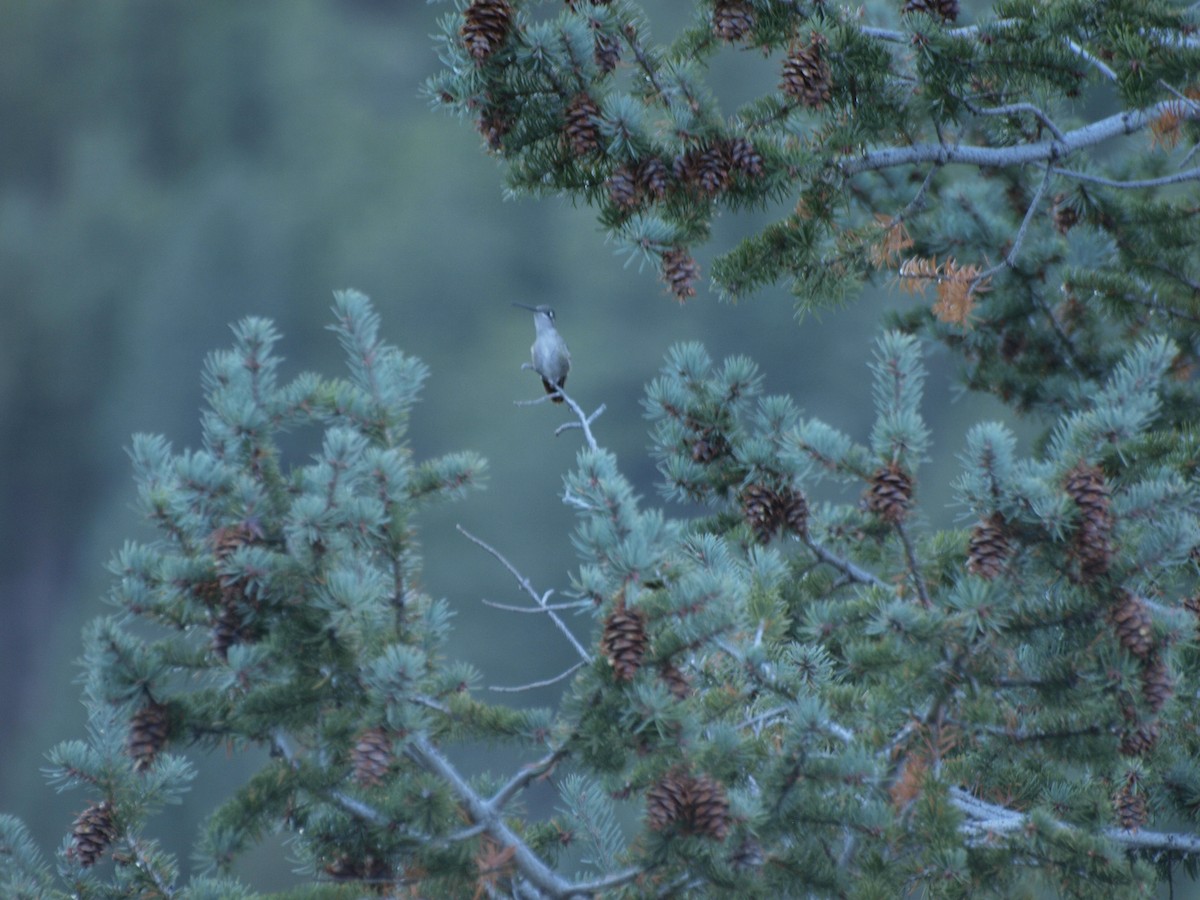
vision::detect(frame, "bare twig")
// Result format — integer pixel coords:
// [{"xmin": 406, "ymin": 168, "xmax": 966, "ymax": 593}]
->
[
  {"xmin": 801, "ymin": 535, "xmax": 890, "ymax": 591},
  {"xmin": 895, "ymin": 521, "xmax": 932, "ymax": 608},
  {"xmin": 457, "ymin": 524, "xmax": 594, "ymax": 664},
  {"xmin": 489, "ymin": 661, "xmax": 586, "ymax": 693},
  {"xmin": 972, "ymin": 164, "xmax": 1054, "ymax": 293},
  {"xmin": 482, "ymin": 597, "xmax": 593, "ymax": 614},
  {"xmin": 965, "ymin": 101, "xmax": 1067, "ymax": 142},
  {"xmin": 516, "ymin": 381, "xmax": 604, "ymax": 452},
  {"xmin": 1051, "ymin": 165, "xmax": 1200, "ymax": 189}
]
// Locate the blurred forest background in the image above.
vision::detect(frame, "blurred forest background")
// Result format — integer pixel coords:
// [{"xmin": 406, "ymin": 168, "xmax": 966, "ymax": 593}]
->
[{"xmin": 0, "ymin": 0, "xmax": 1006, "ymax": 888}]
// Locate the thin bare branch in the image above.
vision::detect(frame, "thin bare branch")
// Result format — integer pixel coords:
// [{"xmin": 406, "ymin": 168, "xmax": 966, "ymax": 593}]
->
[
  {"xmin": 457, "ymin": 524, "xmax": 594, "ymax": 664},
  {"xmin": 1051, "ymin": 165, "xmax": 1200, "ymax": 189},
  {"xmin": 482, "ymin": 597, "xmax": 593, "ymax": 614},
  {"xmin": 801, "ymin": 534, "xmax": 891, "ymax": 591},
  {"xmin": 896, "ymin": 520, "xmax": 932, "ymax": 608},
  {"xmin": 489, "ymin": 662, "xmax": 585, "ymax": 693},
  {"xmin": 973, "ymin": 164, "xmax": 1054, "ymax": 293}
]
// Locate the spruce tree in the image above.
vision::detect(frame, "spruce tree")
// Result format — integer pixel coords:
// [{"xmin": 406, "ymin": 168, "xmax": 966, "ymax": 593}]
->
[{"xmin": 5, "ymin": 1, "xmax": 1200, "ymax": 898}]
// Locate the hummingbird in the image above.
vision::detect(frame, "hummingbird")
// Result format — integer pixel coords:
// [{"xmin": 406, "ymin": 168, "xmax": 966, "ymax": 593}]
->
[{"xmin": 513, "ymin": 303, "xmax": 571, "ymax": 402}]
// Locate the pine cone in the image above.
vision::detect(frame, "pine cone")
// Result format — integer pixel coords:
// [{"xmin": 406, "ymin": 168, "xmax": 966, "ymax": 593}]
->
[
  {"xmin": 636, "ymin": 157, "xmax": 670, "ymax": 201},
  {"xmin": 646, "ymin": 770, "xmax": 691, "ymax": 830},
  {"xmin": 607, "ymin": 165, "xmax": 639, "ymax": 210},
  {"xmin": 462, "ymin": 0, "xmax": 515, "ymax": 61},
  {"xmin": 661, "ymin": 247, "xmax": 700, "ymax": 302},
  {"xmin": 686, "ymin": 773, "xmax": 730, "ymax": 841},
  {"xmin": 593, "ymin": 30, "xmax": 621, "ymax": 74},
  {"xmin": 1113, "ymin": 771, "xmax": 1147, "ymax": 831},
  {"xmin": 210, "ymin": 519, "xmax": 263, "ymax": 561},
  {"xmin": 658, "ymin": 661, "xmax": 692, "ymax": 700},
  {"xmin": 1065, "ymin": 463, "xmax": 1114, "ymax": 582},
  {"xmin": 69, "ymin": 800, "xmax": 117, "ymax": 867},
  {"xmin": 211, "ymin": 600, "xmax": 249, "ymax": 660},
  {"xmin": 478, "ymin": 106, "xmax": 511, "ymax": 151},
  {"xmin": 1110, "ymin": 591, "xmax": 1154, "ymax": 659},
  {"xmin": 690, "ymin": 433, "xmax": 727, "ymax": 463},
  {"xmin": 743, "ymin": 483, "xmax": 782, "ymax": 544},
  {"xmin": 695, "ymin": 145, "xmax": 731, "ymax": 196},
  {"xmin": 967, "ymin": 514, "xmax": 1011, "ymax": 580},
  {"xmin": 865, "ymin": 464, "xmax": 913, "ymax": 524},
  {"xmin": 1051, "ymin": 193, "xmax": 1080, "ymax": 234},
  {"xmin": 778, "ymin": 486, "xmax": 809, "ymax": 538},
  {"xmin": 323, "ymin": 853, "xmax": 392, "ymax": 884},
  {"xmin": 712, "ymin": 0, "xmax": 755, "ymax": 42},
  {"xmin": 781, "ymin": 33, "xmax": 832, "ymax": 109},
  {"xmin": 351, "ymin": 727, "xmax": 394, "ymax": 786},
  {"xmin": 602, "ymin": 605, "xmax": 647, "ymax": 681},
  {"xmin": 564, "ymin": 93, "xmax": 602, "ymax": 157},
  {"xmin": 1140, "ymin": 654, "xmax": 1174, "ymax": 713},
  {"xmin": 128, "ymin": 701, "xmax": 169, "ymax": 773},
  {"xmin": 728, "ymin": 137, "xmax": 764, "ymax": 177},
  {"xmin": 729, "ymin": 836, "xmax": 765, "ymax": 871},
  {"xmin": 902, "ymin": 0, "xmax": 960, "ymax": 22},
  {"xmin": 1119, "ymin": 719, "xmax": 1160, "ymax": 757}
]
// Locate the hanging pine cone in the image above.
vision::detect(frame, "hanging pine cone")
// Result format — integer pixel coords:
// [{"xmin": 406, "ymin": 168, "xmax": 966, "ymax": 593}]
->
[
  {"xmin": 593, "ymin": 29, "xmax": 621, "ymax": 74},
  {"xmin": 1065, "ymin": 463, "xmax": 1114, "ymax": 582},
  {"xmin": 564, "ymin": 93, "xmax": 602, "ymax": 157},
  {"xmin": 743, "ymin": 483, "xmax": 782, "ymax": 544},
  {"xmin": 637, "ymin": 157, "xmax": 670, "ymax": 201},
  {"xmin": 686, "ymin": 773, "xmax": 731, "ymax": 841},
  {"xmin": 729, "ymin": 836, "xmax": 765, "ymax": 871},
  {"xmin": 128, "ymin": 701, "xmax": 169, "ymax": 773},
  {"xmin": 1140, "ymin": 654, "xmax": 1174, "ymax": 713},
  {"xmin": 606, "ymin": 165, "xmax": 639, "ymax": 210},
  {"xmin": 323, "ymin": 852, "xmax": 392, "ymax": 884},
  {"xmin": 658, "ymin": 661, "xmax": 692, "ymax": 700},
  {"xmin": 351, "ymin": 726, "xmax": 394, "ymax": 787},
  {"xmin": 967, "ymin": 514, "xmax": 1011, "ymax": 580},
  {"xmin": 902, "ymin": 0, "xmax": 960, "ymax": 22},
  {"xmin": 728, "ymin": 137, "xmax": 764, "ymax": 177},
  {"xmin": 461, "ymin": 0, "xmax": 515, "ymax": 61},
  {"xmin": 1051, "ymin": 193, "xmax": 1080, "ymax": 234},
  {"xmin": 69, "ymin": 800, "xmax": 117, "ymax": 867},
  {"xmin": 1119, "ymin": 719, "xmax": 1160, "ymax": 757},
  {"xmin": 211, "ymin": 600, "xmax": 250, "ymax": 660},
  {"xmin": 192, "ymin": 577, "xmax": 223, "ymax": 607},
  {"xmin": 712, "ymin": 0, "xmax": 755, "ymax": 42},
  {"xmin": 211, "ymin": 519, "xmax": 263, "ymax": 561},
  {"xmin": 602, "ymin": 605, "xmax": 647, "ymax": 681},
  {"xmin": 661, "ymin": 247, "xmax": 700, "ymax": 302},
  {"xmin": 646, "ymin": 770, "xmax": 691, "ymax": 830},
  {"xmin": 865, "ymin": 463, "xmax": 913, "ymax": 524},
  {"xmin": 781, "ymin": 33, "xmax": 832, "ymax": 109},
  {"xmin": 1110, "ymin": 591, "xmax": 1154, "ymax": 659},
  {"xmin": 778, "ymin": 486, "xmax": 809, "ymax": 538},
  {"xmin": 695, "ymin": 145, "xmax": 731, "ymax": 196},
  {"xmin": 478, "ymin": 107, "xmax": 511, "ymax": 151},
  {"xmin": 1113, "ymin": 771, "xmax": 1148, "ymax": 831},
  {"xmin": 690, "ymin": 432, "xmax": 728, "ymax": 463}
]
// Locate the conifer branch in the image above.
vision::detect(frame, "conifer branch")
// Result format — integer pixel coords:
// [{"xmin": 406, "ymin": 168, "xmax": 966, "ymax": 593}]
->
[
  {"xmin": 489, "ymin": 662, "xmax": 586, "ymax": 693},
  {"xmin": 841, "ymin": 99, "xmax": 1200, "ymax": 177},
  {"xmin": 896, "ymin": 521, "xmax": 932, "ymax": 608},
  {"xmin": 801, "ymin": 534, "xmax": 889, "ymax": 591},
  {"xmin": 972, "ymin": 165, "xmax": 1054, "ymax": 293},
  {"xmin": 457, "ymin": 525, "xmax": 594, "ymax": 664},
  {"xmin": 1050, "ymin": 165, "xmax": 1200, "ymax": 189},
  {"xmin": 950, "ymin": 787, "xmax": 1200, "ymax": 855}
]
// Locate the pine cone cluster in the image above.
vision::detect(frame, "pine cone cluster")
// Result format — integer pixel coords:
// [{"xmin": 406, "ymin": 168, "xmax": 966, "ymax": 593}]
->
[
  {"xmin": 661, "ymin": 247, "xmax": 701, "ymax": 302},
  {"xmin": 966, "ymin": 514, "xmax": 1011, "ymax": 580},
  {"xmin": 1113, "ymin": 771, "xmax": 1148, "ymax": 831},
  {"xmin": 1065, "ymin": 463, "xmax": 1114, "ymax": 583},
  {"xmin": 1118, "ymin": 700, "xmax": 1161, "ymax": 757},
  {"xmin": 743, "ymin": 483, "xmax": 809, "ymax": 543},
  {"xmin": 712, "ymin": 0, "xmax": 755, "ymax": 42},
  {"xmin": 865, "ymin": 464, "xmax": 913, "ymax": 524},
  {"xmin": 564, "ymin": 93, "xmax": 602, "ymax": 157},
  {"xmin": 646, "ymin": 770, "xmax": 730, "ymax": 841},
  {"xmin": 128, "ymin": 701, "xmax": 169, "ymax": 773},
  {"xmin": 352, "ymin": 726, "xmax": 395, "ymax": 787},
  {"xmin": 902, "ymin": 0, "xmax": 960, "ymax": 22},
  {"xmin": 673, "ymin": 138, "xmax": 765, "ymax": 196},
  {"xmin": 323, "ymin": 852, "xmax": 392, "ymax": 885},
  {"xmin": 462, "ymin": 0, "xmax": 515, "ymax": 62},
  {"xmin": 602, "ymin": 604, "xmax": 647, "ymax": 681},
  {"xmin": 69, "ymin": 800, "xmax": 117, "ymax": 867},
  {"xmin": 638, "ymin": 157, "xmax": 670, "ymax": 200},
  {"xmin": 690, "ymin": 429, "xmax": 729, "ymax": 464},
  {"xmin": 781, "ymin": 33, "xmax": 832, "ymax": 109}
]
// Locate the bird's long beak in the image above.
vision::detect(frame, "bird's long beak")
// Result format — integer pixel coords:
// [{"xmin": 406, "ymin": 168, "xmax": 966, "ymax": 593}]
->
[{"xmin": 511, "ymin": 302, "xmax": 538, "ymax": 312}]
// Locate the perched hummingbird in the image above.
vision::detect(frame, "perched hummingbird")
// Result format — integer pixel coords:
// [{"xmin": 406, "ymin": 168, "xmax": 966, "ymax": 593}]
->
[{"xmin": 513, "ymin": 303, "xmax": 571, "ymax": 402}]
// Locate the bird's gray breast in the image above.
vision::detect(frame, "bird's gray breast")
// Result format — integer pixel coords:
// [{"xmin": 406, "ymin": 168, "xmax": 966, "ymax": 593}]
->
[{"xmin": 532, "ymin": 334, "xmax": 570, "ymax": 383}]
